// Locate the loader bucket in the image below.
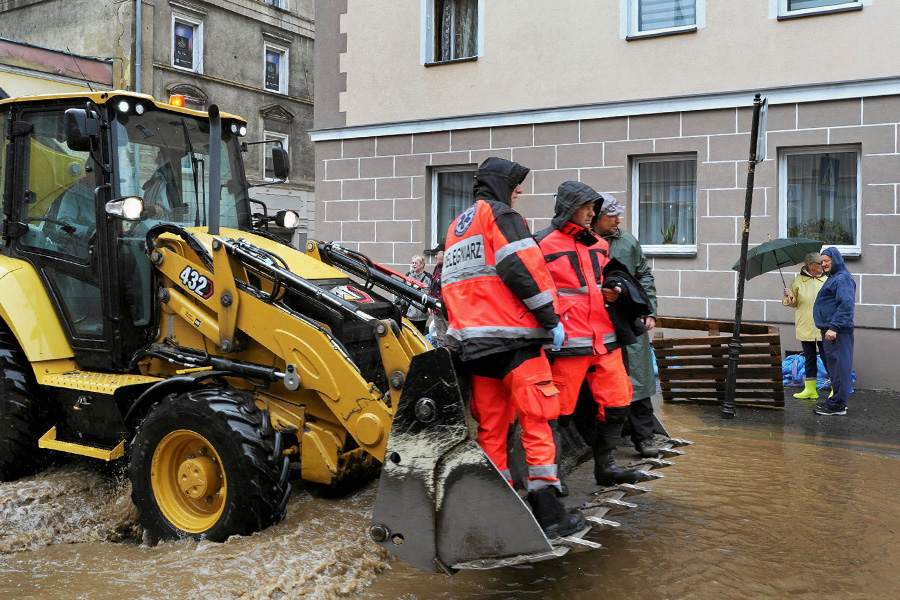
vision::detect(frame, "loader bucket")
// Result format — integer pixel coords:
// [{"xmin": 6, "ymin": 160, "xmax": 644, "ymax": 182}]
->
[{"xmin": 369, "ymin": 347, "xmax": 553, "ymax": 574}]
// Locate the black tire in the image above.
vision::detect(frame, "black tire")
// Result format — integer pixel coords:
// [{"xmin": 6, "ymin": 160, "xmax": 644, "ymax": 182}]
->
[
  {"xmin": 129, "ymin": 386, "xmax": 291, "ymax": 542},
  {"xmin": 0, "ymin": 326, "xmax": 52, "ymax": 481}
]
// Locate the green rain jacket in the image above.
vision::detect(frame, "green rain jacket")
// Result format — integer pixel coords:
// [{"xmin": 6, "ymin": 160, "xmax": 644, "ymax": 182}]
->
[{"xmin": 602, "ymin": 229, "xmax": 658, "ymax": 401}]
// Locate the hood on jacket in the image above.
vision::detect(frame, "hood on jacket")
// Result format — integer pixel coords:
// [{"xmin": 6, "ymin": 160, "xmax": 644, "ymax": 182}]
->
[
  {"xmin": 551, "ymin": 181, "xmax": 601, "ymax": 230},
  {"xmin": 822, "ymin": 246, "xmax": 848, "ymax": 276},
  {"xmin": 473, "ymin": 157, "xmax": 529, "ymax": 206}
]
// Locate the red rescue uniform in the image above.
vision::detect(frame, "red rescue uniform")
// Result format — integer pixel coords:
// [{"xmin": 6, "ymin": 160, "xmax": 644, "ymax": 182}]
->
[
  {"xmin": 537, "ymin": 222, "xmax": 632, "ymax": 419},
  {"xmin": 444, "ymin": 179, "xmax": 562, "ymax": 489}
]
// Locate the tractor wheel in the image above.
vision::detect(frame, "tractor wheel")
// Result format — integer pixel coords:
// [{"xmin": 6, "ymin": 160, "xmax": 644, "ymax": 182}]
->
[
  {"xmin": 0, "ymin": 326, "xmax": 52, "ymax": 481},
  {"xmin": 129, "ymin": 386, "xmax": 291, "ymax": 542}
]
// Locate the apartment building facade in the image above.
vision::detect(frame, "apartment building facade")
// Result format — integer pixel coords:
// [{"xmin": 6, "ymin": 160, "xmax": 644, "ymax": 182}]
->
[
  {"xmin": 313, "ymin": 0, "xmax": 897, "ymax": 388},
  {"xmin": 0, "ymin": 0, "xmax": 316, "ymax": 242}
]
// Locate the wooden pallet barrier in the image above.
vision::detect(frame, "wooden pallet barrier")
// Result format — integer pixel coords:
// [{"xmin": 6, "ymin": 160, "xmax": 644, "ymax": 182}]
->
[{"xmin": 653, "ymin": 317, "xmax": 784, "ymax": 408}]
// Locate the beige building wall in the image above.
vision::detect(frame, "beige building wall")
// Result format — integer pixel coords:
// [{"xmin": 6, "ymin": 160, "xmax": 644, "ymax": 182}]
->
[{"xmin": 337, "ymin": 0, "xmax": 892, "ymax": 125}]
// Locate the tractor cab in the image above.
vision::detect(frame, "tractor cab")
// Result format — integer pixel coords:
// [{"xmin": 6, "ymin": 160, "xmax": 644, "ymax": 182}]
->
[{"xmin": 0, "ymin": 93, "xmax": 258, "ymax": 371}]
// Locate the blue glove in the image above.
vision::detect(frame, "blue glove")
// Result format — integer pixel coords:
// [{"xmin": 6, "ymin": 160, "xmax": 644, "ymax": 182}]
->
[{"xmin": 550, "ymin": 322, "xmax": 566, "ymax": 351}]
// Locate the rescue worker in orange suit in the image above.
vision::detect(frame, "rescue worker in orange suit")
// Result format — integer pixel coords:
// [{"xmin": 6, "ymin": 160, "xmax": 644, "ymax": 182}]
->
[
  {"xmin": 443, "ymin": 157, "xmax": 585, "ymax": 539},
  {"xmin": 535, "ymin": 181, "xmax": 652, "ymax": 487}
]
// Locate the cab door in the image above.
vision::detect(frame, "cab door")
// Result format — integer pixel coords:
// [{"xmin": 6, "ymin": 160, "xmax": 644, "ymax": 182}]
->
[{"xmin": 6, "ymin": 104, "xmax": 112, "ymax": 370}]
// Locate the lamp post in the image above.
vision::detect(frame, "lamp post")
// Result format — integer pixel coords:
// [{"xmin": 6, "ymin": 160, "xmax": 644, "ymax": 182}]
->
[{"xmin": 723, "ymin": 93, "xmax": 767, "ymax": 418}]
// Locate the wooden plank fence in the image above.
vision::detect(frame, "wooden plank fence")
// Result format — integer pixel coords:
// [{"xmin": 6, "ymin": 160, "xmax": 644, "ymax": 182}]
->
[{"xmin": 652, "ymin": 317, "xmax": 784, "ymax": 408}]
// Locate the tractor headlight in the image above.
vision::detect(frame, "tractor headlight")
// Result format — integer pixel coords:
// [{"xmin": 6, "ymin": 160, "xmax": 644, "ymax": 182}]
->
[
  {"xmin": 275, "ymin": 209, "xmax": 301, "ymax": 229},
  {"xmin": 106, "ymin": 196, "xmax": 144, "ymax": 221}
]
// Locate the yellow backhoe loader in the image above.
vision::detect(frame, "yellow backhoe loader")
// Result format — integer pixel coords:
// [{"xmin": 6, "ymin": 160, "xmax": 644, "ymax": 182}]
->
[{"xmin": 0, "ymin": 91, "xmax": 688, "ymax": 574}]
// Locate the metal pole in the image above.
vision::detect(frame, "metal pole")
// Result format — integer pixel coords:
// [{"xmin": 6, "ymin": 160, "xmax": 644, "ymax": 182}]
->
[
  {"xmin": 135, "ymin": 0, "xmax": 142, "ymax": 94},
  {"xmin": 722, "ymin": 93, "xmax": 764, "ymax": 419}
]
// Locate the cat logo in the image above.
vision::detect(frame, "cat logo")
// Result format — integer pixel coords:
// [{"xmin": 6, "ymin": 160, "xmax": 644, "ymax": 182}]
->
[{"xmin": 332, "ymin": 285, "xmax": 374, "ymax": 303}]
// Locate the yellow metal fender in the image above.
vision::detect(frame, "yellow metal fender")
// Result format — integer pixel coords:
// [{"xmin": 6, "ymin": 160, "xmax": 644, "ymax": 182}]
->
[{"xmin": 0, "ymin": 256, "xmax": 73, "ymax": 361}]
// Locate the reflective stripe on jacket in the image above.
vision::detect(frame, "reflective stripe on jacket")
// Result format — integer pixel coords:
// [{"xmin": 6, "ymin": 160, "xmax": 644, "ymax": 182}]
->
[
  {"xmin": 537, "ymin": 222, "xmax": 617, "ymax": 357},
  {"xmin": 443, "ymin": 199, "xmax": 559, "ymax": 361}
]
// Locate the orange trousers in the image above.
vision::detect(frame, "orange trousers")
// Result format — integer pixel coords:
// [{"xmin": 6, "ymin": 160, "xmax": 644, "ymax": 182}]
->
[
  {"xmin": 550, "ymin": 349, "xmax": 632, "ymax": 420},
  {"xmin": 470, "ymin": 351, "xmax": 560, "ymax": 484}
]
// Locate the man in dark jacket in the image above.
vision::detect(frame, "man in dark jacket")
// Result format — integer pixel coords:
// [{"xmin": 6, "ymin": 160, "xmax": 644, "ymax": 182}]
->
[
  {"xmin": 443, "ymin": 157, "xmax": 584, "ymax": 538},
  {"xmin": 812, "ymin": 246, "xmax": 855, "ymax": 416},
  {"xmin": 593, "ymin": 195, "xmax": 661, "ymax": 458},
  {"xmin": 536, "ymin": 181, "xmax": 651, "ymax": 487},
  {"xmin": 428, "ymin": 240, "xmax": 447, "ymax": 345}
]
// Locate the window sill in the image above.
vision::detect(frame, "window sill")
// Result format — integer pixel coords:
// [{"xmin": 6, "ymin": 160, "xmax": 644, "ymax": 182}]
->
[
  {"xmin": 643, "ymin": 244, "xmax": 697, "ymax": 257},
  {"xmin": 425, "ymin": 56, "xmax": 478, "ymax": 68},
  {"xmin": 626, "ymin": 26, "xmax": 697, "ymax": 41},
  {"xmin": 822, "ymin": 245, "xmax": 861, "ymax": 259},
  {"xmin": 777, "ymin": 4, "xmax": 862, "ymax": 20}
]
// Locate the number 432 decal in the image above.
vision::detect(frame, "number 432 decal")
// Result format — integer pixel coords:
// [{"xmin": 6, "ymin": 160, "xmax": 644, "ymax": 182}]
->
[{"xmin": 179, "ymin": 266, "xmax": 215, "ymax": 299}]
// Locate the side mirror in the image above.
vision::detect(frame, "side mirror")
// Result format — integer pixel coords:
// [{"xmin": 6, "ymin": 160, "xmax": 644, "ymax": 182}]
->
[
  {"xmin": 65, "ymin": 108, "xmax": 99, "ymax": 152},
  {"xmin": 271, "ymin": 146, "xmax": 290, "ymax": 180}
]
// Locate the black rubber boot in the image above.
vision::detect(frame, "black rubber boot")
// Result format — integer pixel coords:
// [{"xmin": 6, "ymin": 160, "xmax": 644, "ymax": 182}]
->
[
  {"xmin": 549, "ymin": 418, "xmax": 569, "ymax": 497},
  {"xmin": 526, "ymin": 486, "xmax": 586, "ymax": 539},
  {"xmin": 593, "ymin": 406, "xmax": 652, "ymax": 486}
]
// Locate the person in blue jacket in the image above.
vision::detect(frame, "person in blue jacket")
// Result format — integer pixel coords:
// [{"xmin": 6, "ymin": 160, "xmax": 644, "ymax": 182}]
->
[{"xmin": 812, "ymin": 247, "xmax": 855, "ymax": 416}]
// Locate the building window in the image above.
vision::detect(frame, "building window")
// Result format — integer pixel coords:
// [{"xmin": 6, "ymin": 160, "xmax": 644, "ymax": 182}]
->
[
  {"xmin": 632, "ymin": 156, "xmax": 697, "ymax": 253},
  {"xmin": 263, "ymin": 132, "xmax": 289, "ymax": 181},
  {"xmin": 431, "ymin": 167, "xmax": 476, "ymax": 246},
  {"xmin": 779, "ymin": 146, "xmax": 860, "ymax": 254},
  {"xmin": 264, "ymin": 44, "xmax": 289, "ymax": 94},
  {"xmin": 265, "ymin": 0, "xmax": 286, "ymax": 8},
  {"xmin": 172, "ymin": 14, "xmax": 203, "ymax": 73},
  {"xmin": 424, "ymin": 0, "xmax": 481, "ymax": 64},
  {"xmin": 627, "ymin": 0, "xmax": 701, "ymax": 37},
  {"xmin": 779, "ymin": 0, "xmax": 861, "ymax": 18}
]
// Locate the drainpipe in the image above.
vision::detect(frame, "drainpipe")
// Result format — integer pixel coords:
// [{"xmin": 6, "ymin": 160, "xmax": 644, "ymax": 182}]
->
[{"xmin": 135, "ymin": 0, "xmax": 142, "ymax": 93}]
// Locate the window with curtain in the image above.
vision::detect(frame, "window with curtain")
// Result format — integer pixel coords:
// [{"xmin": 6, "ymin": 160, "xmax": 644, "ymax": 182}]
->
[
  {"xmin": 432, "ymin": 168, "xmax": 476, "ymax": 246},
  {"xmin": 633, "ymin": 156, "xmax": 697, "ymax": 249},
  {"xmin": 430, "ymin": 0, "xmax": 478, "ymax": 62},
  {"xmin": 781, "ymin": 147, "xmax": 859, "ymax": 248},
  {"xmin": 634, "ymin": 0, "xmax": 696, "ymax": 33}
]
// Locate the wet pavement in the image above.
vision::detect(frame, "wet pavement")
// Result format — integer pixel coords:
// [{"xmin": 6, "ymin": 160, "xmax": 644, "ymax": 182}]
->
[{"xmin": 696, "ymin": 387, "xmax": 900, "ymax": 455}]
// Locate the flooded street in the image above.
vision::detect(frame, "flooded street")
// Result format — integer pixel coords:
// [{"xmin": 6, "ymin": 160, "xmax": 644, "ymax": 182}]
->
[{"xmin": 3, "ymin": 399, "xmax": 899, "ymax": 600}]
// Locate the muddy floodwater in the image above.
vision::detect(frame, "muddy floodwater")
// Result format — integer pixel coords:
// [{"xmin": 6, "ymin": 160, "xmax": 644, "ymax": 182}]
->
[{"xmin": 2, "ymin": 400, "xmax": 899, "ymax": 600}]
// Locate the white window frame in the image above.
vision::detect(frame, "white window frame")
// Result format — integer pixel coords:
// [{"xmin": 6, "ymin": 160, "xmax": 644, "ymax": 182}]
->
[
  {"xmin": 778, "ymin": 145, "xmax": 862, "ymax": 257},
  {"xmin": 421, "ymin": 0, "xmax": 485, "ymax": 65},
  {"xmin": 622, "ymin": 0, "xmax": 705, "ymax": 39},
  {"xmin": 171, "ymin": 13, "xmax": 203, "ymax": 73},
  {"xmin": 263, "ymin": 131, "xmax": 289, "ymax": 182},
  {"xmin": 263, "ymin": 43, "xmax": 289, "ymax": 95},
  {"xmin": 775, "ymin": 0, "xmax": 864, "ymax": 19},
  {"xmin": 430, "ymin": 165, "xmax": 476, "ymax": 247},
  {"xmin": 265, "ymin": 0, "xmax": 287, "ymax": 8},
  {"xmin": 631, "ymin": 154, "xmax": 698, "ymax": 256}
]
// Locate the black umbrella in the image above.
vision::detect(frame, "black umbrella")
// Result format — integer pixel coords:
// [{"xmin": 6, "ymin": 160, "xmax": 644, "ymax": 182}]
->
[{"xmin": 731, "ymin": 237, "xmax": 823, "ymax": 286}]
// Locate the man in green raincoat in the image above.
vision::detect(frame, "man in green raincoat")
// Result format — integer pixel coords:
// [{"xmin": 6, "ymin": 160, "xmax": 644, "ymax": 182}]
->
[{"xmin": 592, "ymin": 194, "xmax": 661, "ymax": 458}]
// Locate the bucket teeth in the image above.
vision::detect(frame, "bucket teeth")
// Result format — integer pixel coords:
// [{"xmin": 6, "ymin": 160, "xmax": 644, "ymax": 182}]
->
[
  {"xmin": 553, "ymin": 535, "xmax": 603, "ymax": 549},
  {"xmin": 585, "ymin": 515, "xmax": 621, "ymax": 528},
  {"xmin": 592, "ymin": 497, "xmax": 638, "ymax": 512},
  {"xmin": 666, "ymin": 437, "xmax": 693, "ymax": 448},
  {"xmin": 658, "ymin": 447, "xmax": 685, "ymax": 458},
  {"xmin": 612, "ymin": 482, "xmax": 652, "ymax": 495},
  {"xmin": 633, "ymin": 458, "xmax": 676, "ymax": 470}
]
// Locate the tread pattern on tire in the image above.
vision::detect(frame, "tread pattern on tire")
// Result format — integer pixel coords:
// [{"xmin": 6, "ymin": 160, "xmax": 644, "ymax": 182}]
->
[
  {"xmin": 129, "ymin": 386, "xmax": 291, "ymax": 542},
  {"xmin": 0, "ymin": 325, "xmax": 50, "ymax": 481}
]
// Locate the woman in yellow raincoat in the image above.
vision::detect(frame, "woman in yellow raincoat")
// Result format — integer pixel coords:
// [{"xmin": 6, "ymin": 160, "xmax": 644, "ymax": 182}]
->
[{"xmin": 782, "ymin": 252, "xmax": 827, "ymax": 399}]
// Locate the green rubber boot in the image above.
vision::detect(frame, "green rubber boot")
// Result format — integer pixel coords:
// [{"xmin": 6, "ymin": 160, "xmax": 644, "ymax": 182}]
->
[{"xmin": 793, "ymin": 379, "xmax": 819, "ymax": 400}]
